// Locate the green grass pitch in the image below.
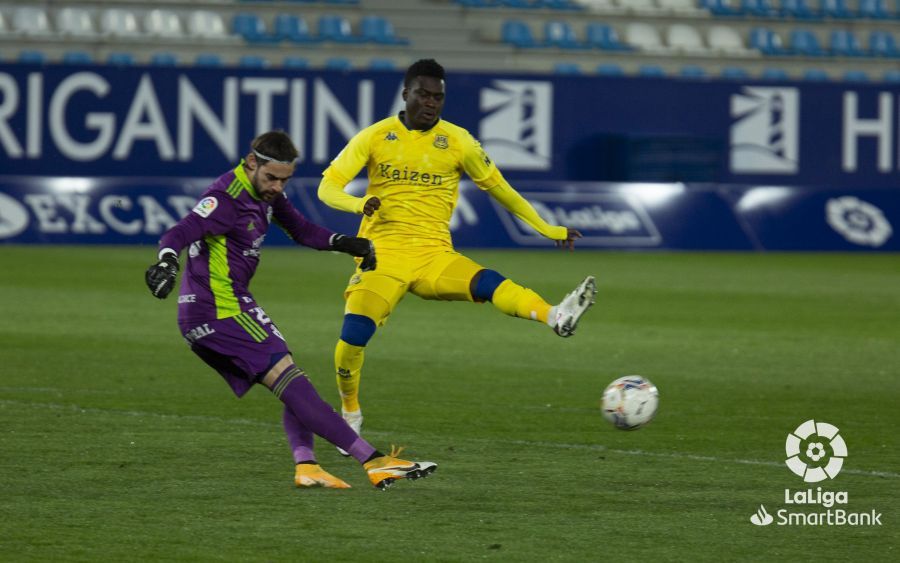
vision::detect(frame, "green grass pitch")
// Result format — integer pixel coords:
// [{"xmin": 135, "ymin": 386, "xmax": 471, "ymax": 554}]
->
[{"xmin": 1, "ymin": 246, "xmax": 898, "ymax": 561}]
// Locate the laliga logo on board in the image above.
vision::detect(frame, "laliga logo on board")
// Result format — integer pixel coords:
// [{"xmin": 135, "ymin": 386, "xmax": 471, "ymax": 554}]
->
[
  {"xmin": 491, "ymin": 192, "xmax": 662, "ymax": 247},
  {"xmin": 825, "ymin": 196, "xmax": 893, "ymax": 248}
]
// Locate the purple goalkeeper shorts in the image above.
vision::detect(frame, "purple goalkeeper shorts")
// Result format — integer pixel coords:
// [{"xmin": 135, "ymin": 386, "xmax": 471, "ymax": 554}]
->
[{"xmin": 179, "ymin": 309, "xmax": 291, "ymax": 398}]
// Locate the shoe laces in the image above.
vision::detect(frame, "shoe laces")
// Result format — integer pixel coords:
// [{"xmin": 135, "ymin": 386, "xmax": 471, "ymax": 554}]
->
[{"xmin": 388, "ymin": 444, "xmax": 405, "ymax": 458}]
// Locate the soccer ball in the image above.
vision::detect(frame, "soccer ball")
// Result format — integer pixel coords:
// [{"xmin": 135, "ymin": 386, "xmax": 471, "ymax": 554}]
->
[{"xmin": 601, "ymin": 376, "xmax": 659, "ymax": 430}]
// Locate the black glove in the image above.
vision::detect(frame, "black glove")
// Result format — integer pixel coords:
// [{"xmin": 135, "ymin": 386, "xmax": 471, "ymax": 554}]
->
[
  {"xmin": 145, "ymin": 250, "xmax": 179, "ymax": 299},
  {"xmin": 331, "ymin": 234, "xmax": 376, "ymax": 272}
]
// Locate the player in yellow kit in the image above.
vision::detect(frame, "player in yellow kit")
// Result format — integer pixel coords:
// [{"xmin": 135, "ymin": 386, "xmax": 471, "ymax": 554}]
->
[{"xmin": 318, "ymin": 59, "xmax": 596, "ymax": 452}]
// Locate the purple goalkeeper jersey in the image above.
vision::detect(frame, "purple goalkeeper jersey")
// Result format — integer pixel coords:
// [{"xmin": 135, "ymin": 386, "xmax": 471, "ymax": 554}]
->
[{"xmin": 159, "ymin": 162, "xmax": 334, "ymax": 324}]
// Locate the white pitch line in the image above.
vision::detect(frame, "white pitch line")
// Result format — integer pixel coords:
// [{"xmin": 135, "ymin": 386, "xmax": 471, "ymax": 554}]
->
[
  {"xmin": 502, "ymin": 439, "xmax": 900, "ymax": 479},
  {"xmin": 3, "ymin": 400, "xmax": 898, "ymax": 480},
  {"xmin": 0, "ymin": 386, "xmax": 119, "ymax": 395},
  {"xmin": 0, "ymin": 399, "xmax": 275, "ymax": 428}
]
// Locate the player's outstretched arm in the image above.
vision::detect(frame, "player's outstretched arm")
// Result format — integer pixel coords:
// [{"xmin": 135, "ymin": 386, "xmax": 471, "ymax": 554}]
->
[
  {"xmin": 145, "ymin": 249, "xmax": 179, "ymax": 299},
  {"xmin": 460, "ymin": 134, "xmax": 575, "ymax": 248},
  {"xmin": 330, "ymin": 234, "xmax": 377, "ymax": 271},
  {"xmin": 485, "ymin": 182, "xmax": 581, "ymax": 249}
]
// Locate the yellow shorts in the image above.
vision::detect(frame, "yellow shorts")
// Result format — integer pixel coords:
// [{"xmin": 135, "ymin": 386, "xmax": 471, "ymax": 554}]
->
[{"xmin": 343, "ymin": 247, "xmax": 485, "ymax": 325}]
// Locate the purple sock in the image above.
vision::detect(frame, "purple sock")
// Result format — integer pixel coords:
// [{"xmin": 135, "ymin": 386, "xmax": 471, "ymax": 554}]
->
[
  {"xmin": 283, "ymin": 407, "xmax": 315, "ymax": 464},
  {"xmin": 271, "ymin": 364, "xmax": 376, "ymax": 464}
]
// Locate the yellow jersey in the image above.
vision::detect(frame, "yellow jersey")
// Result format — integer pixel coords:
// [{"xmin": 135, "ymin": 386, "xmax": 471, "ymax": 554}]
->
[{"xmin": 320, "ymin": 115, "xmax": 505, "ymax": 251}]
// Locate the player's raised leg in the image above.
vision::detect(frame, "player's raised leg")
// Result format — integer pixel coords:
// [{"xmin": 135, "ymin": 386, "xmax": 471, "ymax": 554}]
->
[
  {"xmin": 471, "ymin": 269, "xmax": 596, "ymax": 337},
  {"xmin": 473, "ymin": 269, "xmax": 551, "ymax": 321},
  {"xmin": 548, "ymin": 275, "xmax": 597, "ymax": 337}
]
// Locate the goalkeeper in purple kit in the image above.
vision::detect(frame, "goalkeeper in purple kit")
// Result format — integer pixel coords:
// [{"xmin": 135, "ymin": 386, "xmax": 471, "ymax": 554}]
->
[{"xmin": 144, "ymin": 130, "xmax": 435, "ymax": 490}]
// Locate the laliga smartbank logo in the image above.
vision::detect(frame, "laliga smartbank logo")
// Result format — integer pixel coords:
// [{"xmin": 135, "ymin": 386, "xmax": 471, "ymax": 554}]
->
[
  {"xmin": 750, "ymin": 505, "xmax": 774, "ymax": 526},
  {"xmin": 750, "ymin": 420, "xmax": 882, "ymax": 527},
  {"xmin": 785, "ymin": 419, "xmax": 846, "ymax": 482}
]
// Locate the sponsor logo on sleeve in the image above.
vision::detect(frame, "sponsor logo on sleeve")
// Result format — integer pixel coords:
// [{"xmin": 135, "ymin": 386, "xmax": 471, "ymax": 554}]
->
[{"xmin": 192, "ymin": 196, "xmax": 218, "ymax": 218}]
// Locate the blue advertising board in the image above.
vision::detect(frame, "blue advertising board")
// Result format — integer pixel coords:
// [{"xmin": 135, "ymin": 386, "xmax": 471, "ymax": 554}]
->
[
  {"xmin": 2, "ymin": 65, "xmax": 900, "ymax": 188},
  {"xmin": 0, "ymin": 177, "xmax": 895, "ymax": 251}
]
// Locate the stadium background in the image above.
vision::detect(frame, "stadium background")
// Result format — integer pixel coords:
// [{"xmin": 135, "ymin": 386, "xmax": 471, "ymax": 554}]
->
[
  {"xmin": 1, "ymin": 1, "xmax": 898, "ymax": 561},
  {"xmin": 1, "ymin": 0, "xmax": 899, "ymax": 250}
]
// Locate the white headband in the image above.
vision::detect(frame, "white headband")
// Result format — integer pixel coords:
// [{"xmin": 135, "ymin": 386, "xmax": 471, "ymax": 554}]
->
[{"xmin": 253, "ymin": 149, "xmax": 294, "ymax": 165}]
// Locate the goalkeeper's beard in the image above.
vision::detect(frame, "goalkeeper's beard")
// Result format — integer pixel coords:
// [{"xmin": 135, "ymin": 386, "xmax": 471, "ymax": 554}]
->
[{"xmin": 252, "ymin": 170, "xmax": 280, "ymax": 202}]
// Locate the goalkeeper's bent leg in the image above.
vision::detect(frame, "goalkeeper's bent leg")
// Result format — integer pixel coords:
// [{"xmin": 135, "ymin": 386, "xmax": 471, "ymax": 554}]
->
[
  {"xmin": 472, "ymin": 270, "xmax": 551, "ymax": 324},
  {"xmin": 283, "ymin": 406, "xmax": 316, "ymax": 464},
  {"xmin": 263, "ymin": 356, "xmax": 377, "ymax": 463}
]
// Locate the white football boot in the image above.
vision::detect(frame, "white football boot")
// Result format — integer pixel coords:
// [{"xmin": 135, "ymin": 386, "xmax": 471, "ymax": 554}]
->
[
  {"xmin": 550, "ymin": 275, "xmax": 597, "ymax": 337},
  {"xmin": 336, "ymin": 409, "xmax": 363, "ymax": 457}
]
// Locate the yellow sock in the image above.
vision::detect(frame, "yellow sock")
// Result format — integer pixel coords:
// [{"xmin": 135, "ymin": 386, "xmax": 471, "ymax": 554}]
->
[
  {"xmin": 335, "ymin": 339, "xmax": 364, "ymax": 412},
  {"xmin": 490, "ymin": 279, "xmax": 551, "ymax": 323}
]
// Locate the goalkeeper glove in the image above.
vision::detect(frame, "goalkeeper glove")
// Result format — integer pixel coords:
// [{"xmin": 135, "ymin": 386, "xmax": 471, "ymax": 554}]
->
[
  {"xmin": 330, "ymin": 234, "xmax": 377, "ymax": 272},
  {"xmin": 145, "ymin": 250, "xmax": 179, "ymax": 299}
]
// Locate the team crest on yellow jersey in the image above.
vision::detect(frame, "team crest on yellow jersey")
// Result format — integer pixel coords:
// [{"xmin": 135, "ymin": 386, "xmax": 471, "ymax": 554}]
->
[{"xmin": 433, "ymin": 135, "xmax": 449, "ymax": 149}]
